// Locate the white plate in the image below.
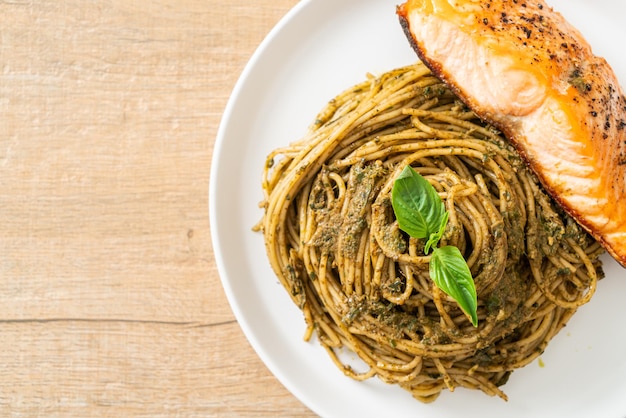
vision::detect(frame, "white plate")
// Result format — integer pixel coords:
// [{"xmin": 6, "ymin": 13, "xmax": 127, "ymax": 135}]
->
[{"xmin": 210, "ymin": 1, "xmax": 626, "ymax": 417}]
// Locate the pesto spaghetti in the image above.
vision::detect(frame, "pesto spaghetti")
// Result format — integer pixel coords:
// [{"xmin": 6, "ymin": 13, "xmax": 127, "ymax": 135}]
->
[{"xmin": 255, "ymin": 62, "xmax": 603, "ymax": 402}]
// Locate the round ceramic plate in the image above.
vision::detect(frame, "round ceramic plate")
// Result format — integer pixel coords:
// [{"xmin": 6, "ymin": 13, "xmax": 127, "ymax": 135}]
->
[{"xmin": 210, "ymin": 1, "xmax": 626, "ymax": 417}]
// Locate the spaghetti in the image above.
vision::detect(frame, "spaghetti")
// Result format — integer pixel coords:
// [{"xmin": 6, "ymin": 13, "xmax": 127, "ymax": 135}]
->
[{"xmin": 256, "ymin": 63, "xmax": 604, "ymax": 402}]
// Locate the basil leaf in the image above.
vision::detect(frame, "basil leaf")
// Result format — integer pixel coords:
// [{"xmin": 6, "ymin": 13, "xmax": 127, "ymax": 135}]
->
[
  {"xmin": 391, "ymin": 166, "xmax": 447, "ymax": 251},
  {"xmin": 429, "ymin": 246, "xmax": 478, "ymax": 327}
]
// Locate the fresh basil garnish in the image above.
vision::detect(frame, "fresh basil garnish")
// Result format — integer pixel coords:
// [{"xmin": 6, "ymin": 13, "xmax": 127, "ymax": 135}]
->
[
  {"xmin": 391, "ymin": 165, "xmax": 448, "ymax": 253},
  {"xmin": 391, "ymin": 165, "xmax": 478, "ymax": 327},
  {"xmin": 430, "ymin": 245, "xmax": 478, "ymax": 326}
]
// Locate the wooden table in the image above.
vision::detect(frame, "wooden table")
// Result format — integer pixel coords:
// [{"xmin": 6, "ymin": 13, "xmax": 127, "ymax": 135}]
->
[{"xmin": 0, "ymin": 0, "xmax": 313, "ymax": 415}]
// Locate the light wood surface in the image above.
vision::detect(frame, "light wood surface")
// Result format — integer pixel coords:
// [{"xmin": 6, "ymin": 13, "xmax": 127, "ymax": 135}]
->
[{"xmin": 0, "ymin": 0, "xmax": 314, "ymax": 416}]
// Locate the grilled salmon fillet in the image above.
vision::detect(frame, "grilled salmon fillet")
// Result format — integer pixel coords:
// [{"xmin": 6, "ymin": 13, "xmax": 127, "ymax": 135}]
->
[{"xmin": 397, "ymin": 0, "xmax": 626, "ymax": 267}]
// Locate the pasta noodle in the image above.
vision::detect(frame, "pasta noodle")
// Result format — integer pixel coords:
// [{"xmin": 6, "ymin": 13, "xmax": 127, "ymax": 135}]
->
[{"xmin": 255, "ymin": 62, "xmax": 604, "ymax": 402}]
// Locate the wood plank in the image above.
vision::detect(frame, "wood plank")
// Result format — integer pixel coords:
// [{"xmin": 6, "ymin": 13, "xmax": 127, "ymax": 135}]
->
[
  {"xmin": 0, "ymin": 320, "xmax": 312, "ymax": 416},
  {"xmin": 0, "ymin": 0, "xmax": 314, "ymax": 415}
]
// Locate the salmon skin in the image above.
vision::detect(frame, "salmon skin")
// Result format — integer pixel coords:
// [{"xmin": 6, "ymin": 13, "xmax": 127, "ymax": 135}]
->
[{"xmin": 397, "ymin": 0, "xmax": 626, "ymax": 267}]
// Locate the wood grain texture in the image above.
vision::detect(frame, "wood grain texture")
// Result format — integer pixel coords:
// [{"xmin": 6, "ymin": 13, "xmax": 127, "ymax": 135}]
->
[{"xmin": 0, "ymin": 0, "xmax": 313, "ymax": 416}]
